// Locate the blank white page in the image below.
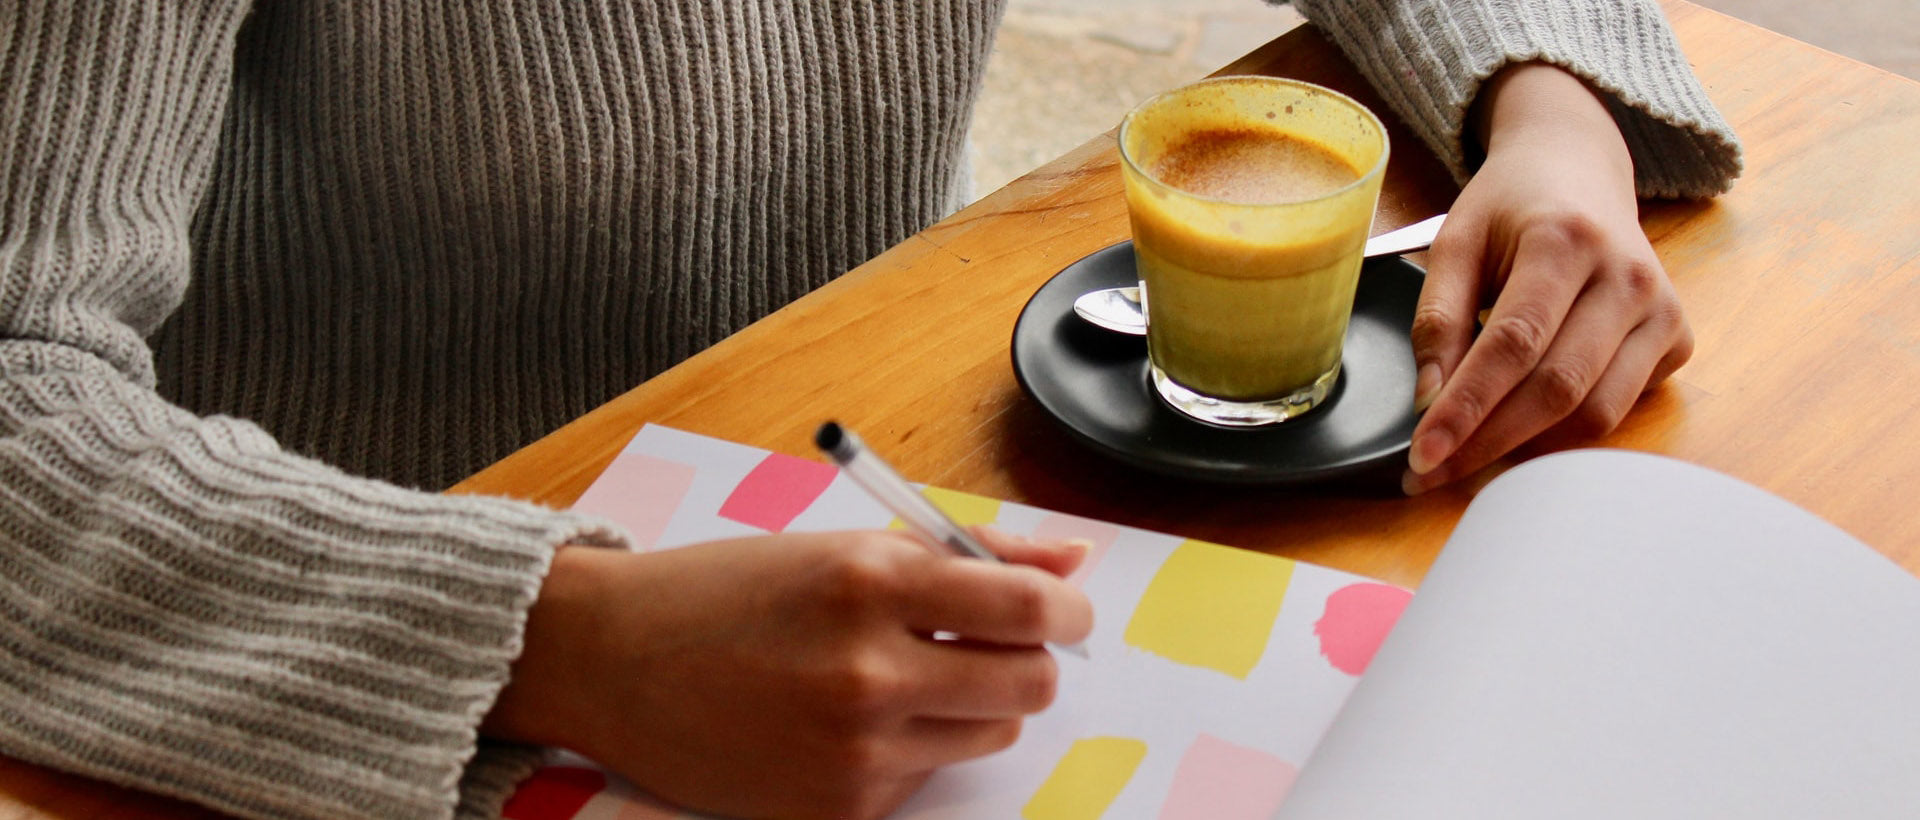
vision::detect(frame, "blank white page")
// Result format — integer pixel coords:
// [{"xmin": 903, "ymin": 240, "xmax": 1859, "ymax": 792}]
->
[{"xmin": 1276, "ymin": 450, "xmax": 1920, "ymax": 819}]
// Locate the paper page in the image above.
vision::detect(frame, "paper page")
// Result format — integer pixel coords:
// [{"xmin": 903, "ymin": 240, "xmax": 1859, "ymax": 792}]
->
[
  {"xmin": 500, "ymin": 425, "xmax": 1413, "ymax": 820},
  {"xmin": 1275, "ymin": 450, "xmax": 1920, "ymax": 820}
]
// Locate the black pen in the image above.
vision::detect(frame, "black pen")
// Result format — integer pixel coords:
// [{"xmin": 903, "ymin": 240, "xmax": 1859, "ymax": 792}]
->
[{"xmin": 816, "ymin": 421, "xmax": 1089, "ymax": 658}]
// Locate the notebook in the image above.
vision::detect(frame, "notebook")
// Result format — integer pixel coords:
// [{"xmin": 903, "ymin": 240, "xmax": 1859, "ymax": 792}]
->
[{"xmin": 501, "ymin": 425, "xmax": 1920, "ymax": 820}]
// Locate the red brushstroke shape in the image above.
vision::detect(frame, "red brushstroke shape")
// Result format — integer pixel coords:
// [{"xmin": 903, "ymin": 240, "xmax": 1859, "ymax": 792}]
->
[{"xmin": 502, "ymin": 766, "xmax": 606, "ymax": 820}]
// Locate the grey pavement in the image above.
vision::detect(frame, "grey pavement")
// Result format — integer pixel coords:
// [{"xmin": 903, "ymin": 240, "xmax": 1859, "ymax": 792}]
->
[{"xmin": 968, "ymin": 0, "xmax": 1919, "ymax": 198}]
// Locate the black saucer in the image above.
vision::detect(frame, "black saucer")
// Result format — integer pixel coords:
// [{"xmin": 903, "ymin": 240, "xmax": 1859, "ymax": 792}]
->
[{"xmin": 1011, "ymin": 241, "xmax": 1423, "ymax": 485}]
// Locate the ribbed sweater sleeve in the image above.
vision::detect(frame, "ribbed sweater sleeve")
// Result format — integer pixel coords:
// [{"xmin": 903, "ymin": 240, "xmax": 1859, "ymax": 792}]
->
[
  {"xmin": 1290, "ymin": 0, "xmax": 1743, "ymax": 198},
  {"xmin": 0, "ymin": 4, "xmax": 624, "ymax": 819}
]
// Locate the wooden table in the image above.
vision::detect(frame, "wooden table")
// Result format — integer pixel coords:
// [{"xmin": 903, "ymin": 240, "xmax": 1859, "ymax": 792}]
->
[
  {"xmin": 462, "ymin": 0, "xmax": 1920, "ymax": 582},
  {"xmin": 7, "ymin": 1, "xmax": 1919, "ymax": 816}
]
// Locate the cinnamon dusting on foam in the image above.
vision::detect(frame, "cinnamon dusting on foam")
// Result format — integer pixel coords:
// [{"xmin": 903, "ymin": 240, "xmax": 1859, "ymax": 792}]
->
[{"xmin": 1149, "ymin": 127, "xmax": 1360, "ymax": 204}]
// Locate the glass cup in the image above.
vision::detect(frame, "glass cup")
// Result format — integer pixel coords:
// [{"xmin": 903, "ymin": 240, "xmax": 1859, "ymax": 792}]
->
[{"xmin": 1119, "ymin": 76, "xmax": 1388, "ymax": 426}]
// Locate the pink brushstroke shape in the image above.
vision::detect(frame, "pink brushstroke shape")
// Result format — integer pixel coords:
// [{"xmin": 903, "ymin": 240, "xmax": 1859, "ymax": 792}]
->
[
  {"xmin": 1314, "ymin": 582, "xmax": 1414, "ymax": 676},
  {"xmin": 502, "ymin": 766, "xmax": 606, "ymax": 820},
  {"xmin": 718, "ymin": 452, "xmax": 839, "ymax": 532},
  {"xmin": 1031, "ymin": 512, "xmax": 1122, "ymax": 587},
  {"xmin": 570, "ymin": 453, "xmax": 697, "ymax": 551},
  {"xmin": 1156, "ymin": 734, "xmax": 1298, "ymax": 819}
]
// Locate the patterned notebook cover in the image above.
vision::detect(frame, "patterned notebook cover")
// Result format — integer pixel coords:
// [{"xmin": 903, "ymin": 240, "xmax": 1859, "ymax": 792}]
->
[{"xmin": 501, "ymin": 424, "xmax": 1411, "ymax": 820}]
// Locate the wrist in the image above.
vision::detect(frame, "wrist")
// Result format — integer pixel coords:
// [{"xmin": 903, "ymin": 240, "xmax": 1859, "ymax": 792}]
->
[
  {"xmin": 1471, "ymin": 61, "xmax": 1632, "ymax": 175},
  {"xmin": 481, "ymin": 544, "xmax": 618, "ymax": 750}
]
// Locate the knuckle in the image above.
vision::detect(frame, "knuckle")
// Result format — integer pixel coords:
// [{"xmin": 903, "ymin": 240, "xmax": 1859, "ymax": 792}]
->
[
  {"xmin": 1002, "ymin": 572, "xmax": 1054, "ymax": 634},
  {"xmin": 1479, "ymin": 309, "xmax": 1554, "ymax": 368},
  {"xmin": 1527, "ymin": 210, "xmax": 1606, "ymax": 251},
  {"xmin": 1534, "ymin": 358, "xmax": 1596, "ymax": 416},
  {"xmin": 1615, "ymin": 258, "xmax": 1666, "ymax": 302},
  {"xmin": 1665, "ymin": 324, "xmax": 1697, "ymax": 372},
  {"xmin": 819, "ymin": 543, "xmax": 903, "ymax": 612},
  {"xmin": 1645, "ymin": 297, "xmax": 1689, "ymax": 336},
  {"xmin": 1435, "ymin": 389, "xmax": 1490, "ymax": 434},
  {"xmin": 1426, "ymin": 224, "xmax": 1470, "ymax": 260},
  {"xmin": 822, "ymin": 654, "xmax": 904, "ymax": 726},
  {"xmin": 1408, "ymin": 305, "xmax": 1460, "ymax": 352},
  {"xmin": 1569, "ymin": 395, "xmax": 1629, "ymax": 440}
]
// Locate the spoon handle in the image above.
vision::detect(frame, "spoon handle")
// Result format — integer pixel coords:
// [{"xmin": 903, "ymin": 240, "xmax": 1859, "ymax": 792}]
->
[{"xmin": 1362, "ymin": 214, "xmax": 1445, "ymax": 259}]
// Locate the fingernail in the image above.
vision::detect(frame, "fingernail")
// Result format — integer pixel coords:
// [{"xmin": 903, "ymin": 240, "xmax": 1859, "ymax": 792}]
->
[
  {"xmin": 1413, "ymin": 363, "xmax": 1442, "ymax": 412},
  {"xmin": 1407, "ymin": 428, "xmax": 1453, "ymax": 475},
  {"xmin": 1062, "ymin": 538, "xmax": 1095, "ymax": 561}
]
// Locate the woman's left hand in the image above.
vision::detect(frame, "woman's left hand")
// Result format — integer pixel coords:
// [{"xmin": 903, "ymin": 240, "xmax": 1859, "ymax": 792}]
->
[{"xmin": 1403, "ymin": 62, "xmax": 1694, "ymax": 494}]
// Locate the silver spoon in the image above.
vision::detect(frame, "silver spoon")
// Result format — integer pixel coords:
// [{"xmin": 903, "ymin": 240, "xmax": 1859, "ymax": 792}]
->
[{"xmin": 1072, "ymin": 214, "xmax": 1445, "ymax": 336}]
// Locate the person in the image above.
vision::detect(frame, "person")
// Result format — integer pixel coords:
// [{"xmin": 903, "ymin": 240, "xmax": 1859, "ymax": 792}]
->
[{"xmin": 0, "ymin": 1, "xmax": 1738, "ymax": 818}]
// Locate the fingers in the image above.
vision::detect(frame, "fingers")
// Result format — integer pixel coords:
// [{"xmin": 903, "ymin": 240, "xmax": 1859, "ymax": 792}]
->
[
  {"xmin": 1405, "ymin": 277, "xmax": 1690, "ymax": 492},
  {"xmin": 1409, "ymin": 227, "xmax": 1594, "ymax": 475},
  {"xmin": 894, "ymin": 550, "xmax": 1094, "ymax": 648},
  {"xmin": 973, "ymin": 527, "xmax": 1091, "ymax": 577},
  {"xmin": 1403, "ymin": 275, "xmax": 1643, "ymax": 492},
  {"xmin": 1536, "ymin": 312, "xmax": 1692, "ymax": 448},
  {"xmin": 902, "ymin": 641, "xmax": 1062, "ymax": 720}
]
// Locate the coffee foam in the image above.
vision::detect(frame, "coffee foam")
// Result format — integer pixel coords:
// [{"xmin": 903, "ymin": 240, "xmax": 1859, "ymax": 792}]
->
[{"xmin": 1149, "ymin": 127, "xmax": 1360, "ymax": 204}]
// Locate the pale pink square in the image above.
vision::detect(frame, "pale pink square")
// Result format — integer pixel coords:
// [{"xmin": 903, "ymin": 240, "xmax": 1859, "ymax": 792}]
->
[
  {"xmin": 717, "ymin": 452, "xmax": 839, "ymax": 532},
  {"xmin": 570, "ymin": 453, "xmax": 697, "ymax": 551},
  {"xmin": 1156, "ymin": 734, "xmax": 1298, "ymax": 820}
]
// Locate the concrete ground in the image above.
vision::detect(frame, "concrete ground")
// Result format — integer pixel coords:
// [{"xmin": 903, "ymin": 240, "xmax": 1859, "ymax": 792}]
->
[{"xmin": 968, "ymin": 0, "xmax": 1920, "ymax": 197}]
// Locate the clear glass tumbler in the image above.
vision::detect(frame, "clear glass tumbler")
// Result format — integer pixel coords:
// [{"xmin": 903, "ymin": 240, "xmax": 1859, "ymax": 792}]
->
[{"xmin": 1119, "ymin": 76, "xmax": 1387, "ymax": 426}]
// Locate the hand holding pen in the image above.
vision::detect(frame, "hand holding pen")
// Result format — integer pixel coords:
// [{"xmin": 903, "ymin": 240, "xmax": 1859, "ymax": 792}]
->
[
  {"xmin": 818, "ymin": 422, "xmax": 1092, "ymax": 658},
  {"xmin": 490, "ymin": 434, "xmax": 1093, "ymax": 820}
]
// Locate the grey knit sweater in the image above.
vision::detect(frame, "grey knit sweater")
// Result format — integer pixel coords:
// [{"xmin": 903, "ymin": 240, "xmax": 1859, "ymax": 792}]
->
[{"xmin": 0, "ymin": 1, "xmax": 1738, "ymax": 818}]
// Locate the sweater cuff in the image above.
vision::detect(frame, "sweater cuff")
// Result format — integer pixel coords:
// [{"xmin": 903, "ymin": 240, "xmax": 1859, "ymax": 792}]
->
[
  {"xmin": 457, "ymin": 740, "xmax": 551, "ymax": 820},
  {"xmin": 0, "ymin": 342, "xmax": 631, "ymax": 819},
  {"xmin": 1295, "ymin": 0, "xmax": 1742, "ymax": 198}
]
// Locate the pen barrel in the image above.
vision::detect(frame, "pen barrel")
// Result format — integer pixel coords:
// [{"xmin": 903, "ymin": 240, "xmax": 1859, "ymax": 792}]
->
[
  {"xmin": 818, "ymin": 423, "xmax": 997, "ymax": 561},
  {"xmin": 816, "ymin": 422, "xmax": 1088, "ymax": 658},
  {"xmin": 842, "ymin": 453, "xmax": 995, "ymax": 560}
]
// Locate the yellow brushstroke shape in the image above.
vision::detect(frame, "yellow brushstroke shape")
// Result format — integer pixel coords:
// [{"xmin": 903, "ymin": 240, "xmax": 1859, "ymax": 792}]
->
[
  {"xmin": 888, "ymin": 486, "xmax": 1003, "ymax": 532},
  {"xmin": 1124, "ymin": 539, "xmax": 1295, "ymax": 679},
  {"xmin": 1022, "ymin": 737, "xmax": 1149, "ymax": 820}
]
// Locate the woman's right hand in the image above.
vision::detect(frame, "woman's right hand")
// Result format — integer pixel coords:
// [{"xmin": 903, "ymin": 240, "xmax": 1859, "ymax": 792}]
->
[{"xmin": 484, "ymin": 530, "xmax": 1094, "ymax": 820}]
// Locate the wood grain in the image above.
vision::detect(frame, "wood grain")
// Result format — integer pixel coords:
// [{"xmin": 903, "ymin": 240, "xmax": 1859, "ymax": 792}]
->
[
  {"xmin": 11, "ymin": 2, "xmax": 1920, "ymax": 816},
  {"xmin": 458, "ymin": 1, "xmax": 1920, "ymax": 581},
  {"xmin": 453, "ymin": 21, "xmax": 1469, "ymax": 587}
]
